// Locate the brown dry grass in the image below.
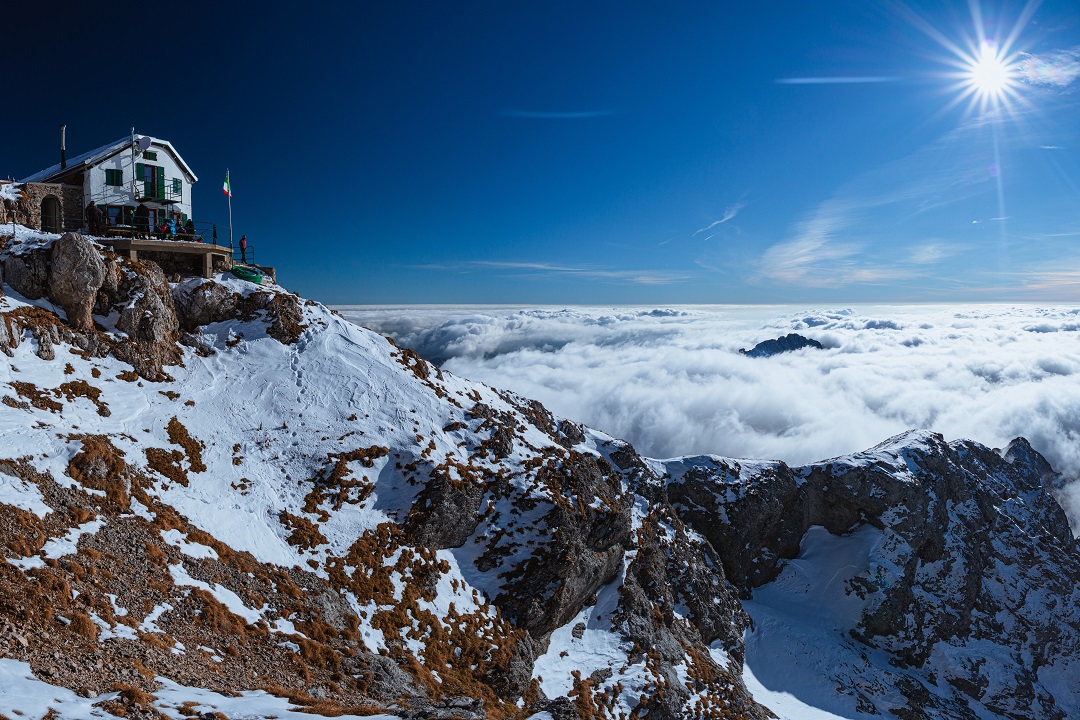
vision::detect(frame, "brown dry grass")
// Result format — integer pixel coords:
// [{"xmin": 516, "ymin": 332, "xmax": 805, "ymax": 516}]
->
[
  {"xmin": 56, "ymin": 380, "xmax": 110, "ymax": 416},
  {"xmin": 68, "ymin": 611, "xmax": 99, "ymax": 641},
  {"xmin": 166, "ymin": 417, "xmax": 206, "ymax": 473},
  {"xmin": 279, "ymin": 511, "xmax": 328, "ymax": 550},
  {"xmin": 9, "ymin": 381, "xmax": 62, "ymax": 411},
  {"xmin": 145, "ymin": 447, "xmax": 189, "ymax": 486}
]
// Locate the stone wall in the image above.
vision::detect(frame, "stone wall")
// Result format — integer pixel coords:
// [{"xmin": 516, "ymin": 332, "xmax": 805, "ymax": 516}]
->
[{"xmin": 0, "ymin": 182, "xmax": 84, "ymax": 232}]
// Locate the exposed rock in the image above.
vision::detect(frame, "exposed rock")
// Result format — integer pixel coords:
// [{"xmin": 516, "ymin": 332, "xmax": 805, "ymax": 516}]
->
[
  {"xmin": 171, "ymin": 278, "xmax": 239, "ymax": 331},
  {"xmin": 496, "ymin": 451, "xmax": 632, "ymax": 637},
  {"xmin": 357, "ymin": 653, "xmax": 425, "ymax": 702},
  {"xmin": 47, "ymin": 232, "xmax": 106, "ymax": 331},
  {"xmin": 557, "ymin": 418, "xmax": 586, "ymax": 446},
  {"xmin": 402, "ymin": 475, "xmax": 486, "ymax": 549},
  {"xmin": 113, "ymin": 261, "xmax": 181, "ymax": 380},
  {"xmin": 739, "ymin": 332, "xmax": 824, "ymax": 357},
  {"xmin": 92, "ymin": 255, "xmax": 123, "ymax": 317},
  {"xmin": 667, "ymin": 430, "xmax": 1080, "ymax": 719},
  {"xmin": 264, "ymin": 292, "xmax": 305, "ymax": 344},
  {"xmin": 4, "ymin": 248, "xmax": 49, "ymax": 299},
  {"xmin": 400, "ymin": 696, "xmax": 485, "ymax": 720},
  {"xmin": 615, "ymin": 503, "xmax": 763, "ymax": 719},
  {"xmin": 235, "ymin": 290, "xmax": 306, "ymax": 344},
  {"xmin": 668, "ymin": 457, "xmax": 804, "ymax": 592}
]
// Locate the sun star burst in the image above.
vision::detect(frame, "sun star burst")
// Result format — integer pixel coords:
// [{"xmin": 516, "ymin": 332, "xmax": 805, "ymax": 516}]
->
[{"xmin": 964, "ymin": 41, "xmax": 1016, "ymax": 106}]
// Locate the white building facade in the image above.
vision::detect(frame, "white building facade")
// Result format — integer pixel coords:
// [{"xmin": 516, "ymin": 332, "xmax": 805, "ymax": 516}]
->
[{"xmin": 22, "ymin": 134, "xmax": 198, "ymax": 232}]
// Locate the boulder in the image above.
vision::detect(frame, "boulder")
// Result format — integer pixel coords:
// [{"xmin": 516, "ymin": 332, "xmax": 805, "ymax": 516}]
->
[
  {"xmin": 48, "ymin": 232, "xmax": 106, "ymax": 331},
  {"xmin": 171, "ymin": 278, "xmax": 239, "ymax": 330},
  {"xmin": 114, "ymin": 261, "xmax": 181, "ymax": 379},
  {"xmin": 4, "ymin": 249, "xmax": 49, "ymax": 299}
]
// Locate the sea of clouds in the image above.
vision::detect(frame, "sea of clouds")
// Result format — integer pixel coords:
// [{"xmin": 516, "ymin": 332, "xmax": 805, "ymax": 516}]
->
[{"xmin": 337, "ymin": 304, "xmax": 1080, "ymax": 527}]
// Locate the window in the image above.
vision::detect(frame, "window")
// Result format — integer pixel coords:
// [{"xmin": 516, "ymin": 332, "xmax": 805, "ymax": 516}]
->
[
  {"xmin": 137, "ymin": 163, "xmax": 164, "ymax": 199},
  {"xmin": 105, "ymin": 168, "xmax": 123, "ymax": 186},
  {"xmin": 107, "ymin": 206, "xmax": 133, "ymax": 226},
  {"xmin": 172, "ymin": 178, "xmax": 182, "ymax": 195},
  {"xmin": 142, "ymin": 151, "xmax": 157, "ymax": 161}
]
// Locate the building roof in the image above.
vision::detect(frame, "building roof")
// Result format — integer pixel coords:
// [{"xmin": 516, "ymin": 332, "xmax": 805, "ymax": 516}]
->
[{"xmin": 21, "ymin": 135, "xmax": 199, "ymax": 184}]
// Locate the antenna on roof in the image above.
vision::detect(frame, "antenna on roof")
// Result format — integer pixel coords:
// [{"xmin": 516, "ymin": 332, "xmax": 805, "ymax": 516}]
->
[{"xmin": 136, "ymin": 136, "xmax": 152, "ymax": 151}]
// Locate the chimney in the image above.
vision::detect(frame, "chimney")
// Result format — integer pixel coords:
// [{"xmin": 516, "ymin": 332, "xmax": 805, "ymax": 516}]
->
[{"xmin": 60, "ymin": 124, "xmax": 67, "ymax": 170}]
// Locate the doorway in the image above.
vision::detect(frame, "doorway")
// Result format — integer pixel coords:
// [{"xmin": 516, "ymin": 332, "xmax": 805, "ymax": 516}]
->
[{"xmin": 41, "ymin": 196, "xmax": 61, "ymax": 232}]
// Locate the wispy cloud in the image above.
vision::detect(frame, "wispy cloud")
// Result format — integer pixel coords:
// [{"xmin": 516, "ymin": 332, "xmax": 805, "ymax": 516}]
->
[
  {"xmin": 755, "ymin": 114, "xmax": 1009, "ymax": 287},
  {"xmin": 1017, "ymin": 47, "xmax": 1080, "ymax": 87},
  {"xmin": 1040, "ymin": 145, "xmax": 1066, "ymax": 150},
  {"xmin": 692, "ymin": 200, "xmax": 748, "ymax": 236},
  {"xmin": 909, "ymin": 242, "xmax": 965, "ymax": 265},
  {"xmin": 423, "ymin": 260, "xmax": 692, "ymax": 285},
  {"xmin": 775, "ymin": 76, "xmax": 900, "ymax": 85},
  {"xmin": 501, "ymin": 109, "xmax": 614, "ymax": 119}
]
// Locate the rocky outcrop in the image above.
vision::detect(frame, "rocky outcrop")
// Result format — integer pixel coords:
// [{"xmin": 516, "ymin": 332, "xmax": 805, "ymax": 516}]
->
[
  {"xmin": 617, "ymin": 506, "xmax": 765, "ymax": 720},
  {"xmin": 47, "ymin": 232, "xmax": 106, "ymax": 331},
  {"xmin": 3, "ymin": 248, "xmax": 48, "ymax": 299},
  {"xmin": 172, "ymin": 278, "xmax": 239, "ymax": 330},
  {"xmin": 664, "ymin": 430, "xmax": 1080, "ymax": 720},
  {"xmin": 496, "ymin": 450, "xmax": 632, "ymax": 638},
  {"xmin": 739, "ymin": 332, "xmax": 824, "ymax": 357},
  {"xmin": 667, "ymin": 457, "xmax": 805, "ymax": 592},
  {"xmin": 112, "ymin": 261, "xmax": 181, "ymax": 380},
  {"xmin": 261, "ymin": 292, "xmax": 306, "ymax": 344}
]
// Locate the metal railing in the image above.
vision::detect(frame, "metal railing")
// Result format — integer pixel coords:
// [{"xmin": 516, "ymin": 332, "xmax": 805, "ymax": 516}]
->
[
  {"xmin": 231, "ymin": 245, "xmax": 255, "ymax": 266},
  {"xmin": 134, "ymin": 177, "xmax": 184, "ymax": 203},
  {"xmin": 8, "ymin": 204, "xmax": 263, "ymax": 271},
  {"xmin": 76, "ymin": 215, "xmax": 226, "ymax": 245}
]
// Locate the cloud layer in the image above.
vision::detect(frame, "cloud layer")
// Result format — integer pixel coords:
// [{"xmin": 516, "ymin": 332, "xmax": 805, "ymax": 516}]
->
[{"xmin": 340, "ymin": 304, "xmax": 1080, "ymax": 527}]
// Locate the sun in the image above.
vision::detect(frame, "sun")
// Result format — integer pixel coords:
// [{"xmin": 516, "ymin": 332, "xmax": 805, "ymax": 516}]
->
[
  {"xmin": 964, "ymin": 42, "xmax": 1015, "ymax": 104},
  {"xmin": 910, "ymin": 2, "xmax": 1038, "ymax": 120}
]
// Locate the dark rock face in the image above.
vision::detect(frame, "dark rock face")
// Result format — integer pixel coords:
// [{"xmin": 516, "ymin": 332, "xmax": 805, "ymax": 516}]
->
[
  {"xmin": 617, "ymin": 504, "xmax": 762, "ymax": 720},
  {"xmin": 667, "ymin": 457, "xmax": 804, "ymax": 592},
  {"xmin": 403, "ymin": 475, "xmax": 486, "ymax": 549},
  {"xmin": 496, "ymin": 450, "xmax": 632, "ymax": 638},
  {"xmin": 664, "ymin": 430, "xmax": 1080, "ymax": 720},
  {"xmin": 4, "ymin": 249, "xmax": 49, "ymax": 299},
  {"xmin": 47, "ymin": 232, "xmax": 106, "ymax": 331},
  {"xmin": 114, "ymin": 261, "xmax": 181, "ymax": 380},
  {"xmin": 235, "ymin": 290, "xmax": 306, "ymax": 344},
  {"xmin": 739, "ymin": 332, "xmax": 824, "ymax": 357}
]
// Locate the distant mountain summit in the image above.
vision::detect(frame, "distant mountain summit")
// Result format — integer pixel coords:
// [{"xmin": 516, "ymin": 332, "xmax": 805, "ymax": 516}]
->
[
  {"xmin": 0, "ymin": 227, "xmax": 1076, "ymax": 719},
  {"xmin": 740, "ymin": 332, "xmax": 824, "ymax": 357}
]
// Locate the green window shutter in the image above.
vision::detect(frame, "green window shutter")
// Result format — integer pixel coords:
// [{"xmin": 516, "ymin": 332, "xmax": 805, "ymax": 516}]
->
[
  {"xmin": 172, "ymin": 178, "xmax": 181, "ymax": 195},
  {"xmin": 157, "ymin": 167, "xmax": 165, "ymax": 199},
  {"xmin": 136, "ymin": 162, "xmax": 145, "ymax": 197}
]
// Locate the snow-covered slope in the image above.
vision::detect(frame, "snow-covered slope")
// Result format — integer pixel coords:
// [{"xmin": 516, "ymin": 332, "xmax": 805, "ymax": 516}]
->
[{"xmin": 0, "ymin": 223, "xmax": 1077, "ymax": 720}]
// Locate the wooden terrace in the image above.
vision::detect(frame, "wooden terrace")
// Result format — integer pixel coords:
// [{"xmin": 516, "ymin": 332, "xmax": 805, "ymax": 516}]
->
[{"xmin": 97, "ymin": 236, "xmax": 232, "ymax": 279}]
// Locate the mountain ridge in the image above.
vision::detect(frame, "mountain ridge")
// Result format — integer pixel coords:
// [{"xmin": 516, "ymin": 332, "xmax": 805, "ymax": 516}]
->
[{"xmin": 0, "ymin": 228, "xmax": 1075, "ymax": 720}]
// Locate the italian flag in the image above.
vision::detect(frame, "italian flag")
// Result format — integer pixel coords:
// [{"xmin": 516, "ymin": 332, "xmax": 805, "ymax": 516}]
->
[{"xmin": 223, "ymin": 171, "xmax": 232, "ymax": 197}]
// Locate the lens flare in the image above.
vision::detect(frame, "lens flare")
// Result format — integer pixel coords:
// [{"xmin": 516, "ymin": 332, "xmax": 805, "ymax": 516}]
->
[{"xmin": 964, "ymin": 41, "xmax": 1016, "ymax": 106}]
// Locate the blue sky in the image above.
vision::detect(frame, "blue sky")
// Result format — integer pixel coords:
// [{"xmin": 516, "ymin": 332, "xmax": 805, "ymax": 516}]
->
[{"xmin": 4, "ymin": 1, "xmax": 1080, "ymax": 304}]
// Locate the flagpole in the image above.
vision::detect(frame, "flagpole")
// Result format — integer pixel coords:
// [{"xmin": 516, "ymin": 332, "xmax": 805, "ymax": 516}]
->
[{"xmin": 226, "ymin": 168, "xmax": 234, "ymax": 260}]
